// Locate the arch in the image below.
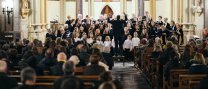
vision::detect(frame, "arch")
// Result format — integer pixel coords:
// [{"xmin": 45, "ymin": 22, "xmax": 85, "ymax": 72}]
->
[{"xmin": 101, "ymin": 5, "xmax": 114, "ymax": 17}]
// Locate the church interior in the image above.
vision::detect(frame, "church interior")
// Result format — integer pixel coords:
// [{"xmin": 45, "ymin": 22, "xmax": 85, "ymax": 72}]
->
[{"xmin": 0, "ymin": 0, "xmax": 208, "ymax": 89}]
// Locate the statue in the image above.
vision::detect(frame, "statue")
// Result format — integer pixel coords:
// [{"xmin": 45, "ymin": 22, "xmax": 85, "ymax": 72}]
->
[
  {"xmin": 21, "ymin": 0, "xmax": 30, "ymax": 19},
  {"xmin": 192, "ymin": 0, "xmax": 203, "ymax": 16},
  {"xmin": 22, "ymin": 0, "xmax": 29, "ymax": 9}
]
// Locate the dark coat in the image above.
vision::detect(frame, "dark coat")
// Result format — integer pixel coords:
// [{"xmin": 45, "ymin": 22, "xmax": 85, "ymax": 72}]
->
[
  {"xmin": 0, "ymin": 72, "xmax": 17, "ymax": 89},
  {"xmin": 50, "ymin": 62, "xmax": 64, "ymax": 76},
  {"xmin": 84, "ymin": 64, "xmax": 105, "ymax": 75},
  {"xmin": 53, "ymin": 75, "xmax": 84, "ymax": 89},
  {"xmin": 108, "ymin": 15, "xmax": 127, "ymax": 38}
]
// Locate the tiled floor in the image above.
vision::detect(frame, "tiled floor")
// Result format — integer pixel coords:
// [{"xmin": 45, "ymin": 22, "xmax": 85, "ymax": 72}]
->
[{"xmin": 111, "ymin": 62, "xmax": 152, "ymax": 89}]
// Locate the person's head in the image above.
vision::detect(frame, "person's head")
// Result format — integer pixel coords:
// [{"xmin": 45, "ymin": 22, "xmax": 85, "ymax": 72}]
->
[
  {"xmin": 89, "ymin": 55, "xmax": 99, "ymax": 65},
  {"xmin": 0, "ymin": 60, "xmax": 7, "ymax": 73},
  {"xmin": 21, "ymin": 67, "xmax": 36, "ymax": 85},
  {"xmin": 98, "ymin": 82, "xmax": 116, "ymax": 89},
  {"xmin": 45, "ymin": 48, "xmax": 54, "ymax": 58},
  {"xmin": 166, "ymin": 41, "xmax": 173, "ymax": 48},
  {"xmin": 61, "ymin": 78, "xmax": 82, "ymax": 89},
  {"xmin": 105, "ymin": 36, "xmax": 111, "ymax": 41},
  {"xmin": 127, "ymin": 35, "xmax": 132, "ymax": 40},
  {"xmin": 63, "ymin": 61, "xmax": 75, "ymax": 75},
  {"xmin": 194, "ymin": 53, "xmax": 206, "ymax": 65},
  {"xmin": 70, "ymin": 48, "xmax": 78, "ymax": 56},
  {"xmin": 154, "ymin": 45, "xmax": 162, "ymax": 52},
  {"xmin": 67, "ymin": 16, "xmax": 71, "ymax": 20},
  {"xmin": 158, "ymin": 16, "xmax": 162, "ymax": 21},
  {"xmin": 164, "ymin": 17, "xmax": 168, "ymax": 22},
  {"xmin": 170, "ymin": 20, "xmax": 175, "ymax": 26},
  {"xmin": 133, "ymin": 32, "xmax": 138, "ymax": 37},
  {"xmin": 57, "ymin": 52, "xmax": 67, "ymax": 62},
  {"xmin": 99, "ymin": 71, "xmax": 112, "ymax": 81},
  {"xmin": 184, "ymin": 44, "xmax": 194, "ymax": 57}
]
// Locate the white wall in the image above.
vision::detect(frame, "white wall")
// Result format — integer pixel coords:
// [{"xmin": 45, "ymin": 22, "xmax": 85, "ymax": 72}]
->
[
  {"xmin": 83, "ymin": 0, "xmax": 89, "ymax": 17},
  {"xmin": 66, "ymin": 1, "xmax": 76, "ymax": 19},
  {"xmin": 126, "ymin": 1, "xmax": 132, "ymax": 18},
  {"xmin": 156, "ymin": 0, "xmax": 171, "ymax": 21},
  {"xmin": 47, "ymin": 1, "xmax": 60, "ymax": 23},
  {"xmin": 93, "ymin": 2, "xmax": 121, "ymax": 19},
  {"xmin": 144, "ymin": 1, "xmax": 150, "ymax": 14}
]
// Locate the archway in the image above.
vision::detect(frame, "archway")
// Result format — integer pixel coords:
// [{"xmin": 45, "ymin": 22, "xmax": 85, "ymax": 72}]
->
[{"xmin": 101, "ymin": 5, "xmax": 114, "ymax": 17}]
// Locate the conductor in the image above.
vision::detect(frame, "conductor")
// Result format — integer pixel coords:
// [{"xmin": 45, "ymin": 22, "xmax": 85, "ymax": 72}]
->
[{"xmin": 108, "ymin": 13, "xmax": 128, "ymax": 56}]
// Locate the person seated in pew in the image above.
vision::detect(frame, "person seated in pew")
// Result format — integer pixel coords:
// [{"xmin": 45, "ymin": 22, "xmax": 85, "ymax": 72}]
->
[
  {"xmin": 60, "ymin": 78, "xmax": 83, "ymax": 89},
  {"xmin": 53, "ymin": 61, "xmax": 84, "ymax": 89},
  {"xmin": 84, "ymin": 55, "xmax": 106, "ymax": 75},
  {"xmin": 78, "ymin": 46, "xmax": 90, "ymax": 66},
  {"xmin": 93, "ymin": 71, "xmax": 123, "ymax": 89},
  {"xmin": 38, "ymin": 48, "xmax": 56, "ymax": 71},
  {"xmin": 151, "ymin": 44, "xmax": 163, "ymax": 60},
  {"xmin": 14, "ymin": 67, "xmax": 37, "ymax": 89},
  {"xmin": 188, "ymin": 53, "xmax": 208, "ymax": 74},
  {"xmin": 89, "ymin": 48, "xmax": 109, "ymax": 71},
  {"xmin": 164, "ymin": 48, "xmax": 184, "ymax": 83},
  {"xmin": 180, "ymin": 44, "xmax": 195, "ymax": 68},
  {"xmin": 50, "ymin": 52, "xmax": 67, "ymax": 75},
  {"xmin": 98, "ymin": 81, "xmax": 116, "ymax": 89},
  {"xmin": 0, "ymin": 60, "xmax": 17, "ymax": 89},
  {"xmin": 68, "ymin": 48, "xmax": 80, "ymax": 66}
]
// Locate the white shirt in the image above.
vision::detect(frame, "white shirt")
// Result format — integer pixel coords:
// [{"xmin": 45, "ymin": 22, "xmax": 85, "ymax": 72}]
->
[
  {"xmin": 132, "ymin": 37, "xmax": 140, "ymax": 47},
  {"xmin": 103, "ymin": 41, "xmax": 111, "ymax": 47},
  {"xmin": 74, "ymin": 37, "xmax": 82, "ymax": 42},
  {"xmin": 96, "ymin": 41, "xmax": 103, "ymax": 45},
  {"xmin": 123, "ymin": 39, "xmax": 132, "ymax": 50},
  {"xmin": 86, "ymin": 38, "xmax": 93, "ymax": 44}
]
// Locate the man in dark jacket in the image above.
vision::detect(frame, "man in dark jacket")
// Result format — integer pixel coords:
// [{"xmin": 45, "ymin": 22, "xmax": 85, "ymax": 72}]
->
[
  {"xmin": 0, "ymin": 60, "xmax": 17, "ymax": 89},
  {"xmin": 53, "ymin": 61, "xmax": 84, "ymax": 89},
  {"xmin": 108, "ymin": 13, "xmax": 128, "ymax": 56},
  {"xmin": 50, "ymin": 52, "xmax": 67, "ymax": 75},
  {"xmin": 84, "ymin": 55, "xmax": 105, "ymax": 75}
]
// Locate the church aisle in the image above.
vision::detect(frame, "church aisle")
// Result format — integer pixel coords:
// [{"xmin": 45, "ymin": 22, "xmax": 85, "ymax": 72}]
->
[{"xmin": 111, "ymin": 62, "xmax": 152, "ymax": 89}]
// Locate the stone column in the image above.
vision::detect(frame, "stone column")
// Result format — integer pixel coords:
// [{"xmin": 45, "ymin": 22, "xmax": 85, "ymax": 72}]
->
[
  {"xmin": 123, "ymin": 0, "xmax": 127, "ymax": 13},
  {"xmin": 150, "ymin": 0, "xmax": 156, "ymax": 20},
  {"xmin": 60, "ymin": 0, "xmax": 66, "ymax": 24},
  {"xmin": 88, "ymin": 0, "xmax": 94, "ymax": 17},
  {"xmin": 138, "ymin": 0, "xmax": 144, "ymax": 16},
  {"xmin": 205, "ymin": 0, "xmax": 208, "ymax": 28},
  {"xmin": 76, "ymin": 0, "xmax": 83, "ymax": 16}
]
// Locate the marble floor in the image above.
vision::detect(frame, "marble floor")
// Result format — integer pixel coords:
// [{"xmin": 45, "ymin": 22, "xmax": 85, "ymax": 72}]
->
[{"xmin": 111, "ymin": 62, "xmax": 152, "ymax": 89}]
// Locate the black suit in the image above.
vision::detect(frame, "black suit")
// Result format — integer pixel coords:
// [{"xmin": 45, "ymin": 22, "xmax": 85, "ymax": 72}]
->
[
  {"xmin": 108, "ymin": 15, "xmax": 127, "ymax": 55},
  {"xmin": 50, "ymin": 62, "xmax": 64, "ymax": 76},
  {"xmin": 84, "ymin": 64, "xmax": 105, "ymax": 75},
  {"xmin": 53, "ymin": 75, "xmax": 84, "ymax": 89},
  {"xmin": 0, "ymin": 72, "xmax": 17, "ymax": 89}
]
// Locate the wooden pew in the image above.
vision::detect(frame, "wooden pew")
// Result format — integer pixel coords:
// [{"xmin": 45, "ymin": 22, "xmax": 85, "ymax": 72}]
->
[
  {"xmin": 179, "ymin": 74, "xmax": 207, "ymax": 89},
  {"xmin": 9, "ymin": 67, "xmax": 86, "ymax": 75},
  {"xmin": 11, "ymin": 75, "xmax": 99, "ymax": 89},
  {"xmin": 188, "ymin": 80, "xmax": 200, "ymax": 89},
  {"xmin": 17, "ymin": 82, "xmax": 94, "ymax": 89},
  {"xmin": 169, "ymin": 69, "xmax": 189, "ymax": 89}
]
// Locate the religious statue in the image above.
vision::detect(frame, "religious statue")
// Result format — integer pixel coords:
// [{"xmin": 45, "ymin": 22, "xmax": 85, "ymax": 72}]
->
[
  {"xmin": 22, "ymin": 0, "xmax": 29, "ymax": 9},
  {"xmin": 192, "ymin": 0, "xmax": 203, "ymax": 16},
  {"xmin": 21, "ymin": 0, "xmax": 30, "ymax": 19}
]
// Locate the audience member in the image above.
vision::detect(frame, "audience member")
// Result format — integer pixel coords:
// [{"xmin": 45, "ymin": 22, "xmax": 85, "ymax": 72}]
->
[
  {"xmin": 0, "ymin": 60, "xmax": 17, "ymax": 89},
  {"xmin": 15, "ymin": 67, "xmax": 37, "ymax": 89},
  {"xmin": 53, "ymin": 61, "xmax": 84, "ymax": 89}
]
